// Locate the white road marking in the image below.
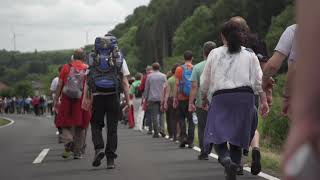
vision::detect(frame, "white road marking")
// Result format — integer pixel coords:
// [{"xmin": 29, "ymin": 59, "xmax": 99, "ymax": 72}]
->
[
  {"xmin": 33, "ymin": 149, "xmax": 50, "ymax": 164},
  {"xmin": 0, "ymin": 117, "xmax": 15, "ymax": 129},
  {"xmin": 192, "ymin": 146, "xmax": 280, "ymax": 180}
]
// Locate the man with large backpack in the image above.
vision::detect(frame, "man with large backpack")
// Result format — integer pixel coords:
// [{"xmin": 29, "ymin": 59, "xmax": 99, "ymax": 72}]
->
[
  {"xmin": 88, "ymin": 34, "xmax": 130, "ymax": 169},
  {"xmin": 173, "ymin": 50, "xmax": 195, "ymax": 148}
]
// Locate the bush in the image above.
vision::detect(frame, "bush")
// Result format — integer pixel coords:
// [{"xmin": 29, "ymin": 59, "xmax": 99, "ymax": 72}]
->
[{"xmin": 259, "ymin": 74, "xmax": 290, "ymax": 147}]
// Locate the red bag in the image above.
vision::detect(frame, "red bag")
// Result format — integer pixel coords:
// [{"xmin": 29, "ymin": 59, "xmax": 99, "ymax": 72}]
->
[{"xmin": 128, "ymin": 105, "xmax": 135, "ymax": 129}]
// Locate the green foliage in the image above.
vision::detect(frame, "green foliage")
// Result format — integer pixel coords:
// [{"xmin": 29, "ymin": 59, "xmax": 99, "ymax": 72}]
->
[
  {"xmin": 173, "ymin": 6, "xmax": 214, "ymax": 61},
  {"xmin": 259, "ymin": 74, "xmax": 290, "ymax": 147},
  {"xmin": 13, "ymin": 81, "xmax": 34, "ymax": 97},
  {"xmin": 163, "ymin": 56, "xmax": 183, "ymax": 73},
  {"xmin": 265, "ymin": 5, "xmax": 296, "ymax": 54}
]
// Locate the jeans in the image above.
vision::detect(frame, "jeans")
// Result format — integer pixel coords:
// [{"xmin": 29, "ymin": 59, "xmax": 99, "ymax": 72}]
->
[
  {"xmin": 91, "ymin": 94, "xmax": 120, "ymax": 159},
  {"xmin": 196, "ymin": 107, "xmax": 212, "ymax": 154},
  {"xmin": 178, "ymin": 100, "xmax": 195, "ymax": 144},
  {"xmin": 214, "ymin": 143, "xmax": 242, "ymax": 165},
  {"xmin": 148, "ymin": 101, "xmax": 164, "ymax": 135}
]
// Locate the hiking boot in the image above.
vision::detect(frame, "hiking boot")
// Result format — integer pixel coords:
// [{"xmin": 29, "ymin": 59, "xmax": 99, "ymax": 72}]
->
[
  {"xmin": 187, "ymin": 143, "xmax": 194, "ymax": 149},
  {"xmin": 153, "ymin": 134, "xmax": 160, "ymax": 138},
  {"xmin": 179, "ymin": 141, "xmax": 187, "ymax": 148},
  {"xmin": 237, "ymin": 165, "xmax": 244, "ymax": 176},
  {"xmin": 92, "ymin": 150, "xmax": 105, "ymax": 167},
  {"xmin": 62, "ymin": 150, "xmax": 71, "ymax": 159},
  {"xmin": 198, "ymin": 153, "xmax": 209, "ymax": 160},
  {"xmin": 74, "ymin": 153, "xmax": 83, "ymax": 160},
  {"xmin": 251, "ymin": 148, "xmax": 261, "ymax": 175},
  {"xmin": 107, "ymin": 158, "xmax": 115, "ymax": 169},
  {"xmin": 221, "ymin": 158, "xmax": 237, "ymax": 180},
  {"xmin": 160, "ymin": 132, "xmax": 166, "ymax": 138}
]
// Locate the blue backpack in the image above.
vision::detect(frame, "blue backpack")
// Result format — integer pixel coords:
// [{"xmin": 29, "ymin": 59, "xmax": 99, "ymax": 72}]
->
[
  {"xmin": 87, "ymin": 35, "xmax": 124, "ymax": 94},
  {"xmin": 179, "ymin": 64, "xmax": 193, "ymax": 96}
]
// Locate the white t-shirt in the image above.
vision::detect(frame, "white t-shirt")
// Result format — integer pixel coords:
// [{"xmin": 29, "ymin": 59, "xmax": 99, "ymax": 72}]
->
[
  {"xmin": 200, "ymin": 46, "xmax": 263, "ymax": 101},
  {"xmin": 50, "ymin": 77, "xmax": 59, "ymax": 92},
  {"xmin": 121, "ymin": 59, "xmax": 130, "ymax": 76},
  {"xmin": 275, "ymin": 24, "xmax": 297, "ymax": 63}
]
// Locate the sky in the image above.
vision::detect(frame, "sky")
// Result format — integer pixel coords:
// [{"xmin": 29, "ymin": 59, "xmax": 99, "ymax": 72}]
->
[{"xmin": 0, "ymin": 0, "xmax": 150, "ymax": 52}]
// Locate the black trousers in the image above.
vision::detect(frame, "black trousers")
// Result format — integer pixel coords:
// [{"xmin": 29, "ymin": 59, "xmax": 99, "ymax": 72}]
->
[{"xmin": 91, "ymin": 94, "xmax": 120, "ymax": 159}]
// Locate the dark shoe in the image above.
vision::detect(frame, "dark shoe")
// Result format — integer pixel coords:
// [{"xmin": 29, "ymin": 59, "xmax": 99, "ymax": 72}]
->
[
  {"xmin": 187, "ymin": 144, "xmax": 194, "ymax": 149},
  {"xmin": 237, "ymin": 165, "xmax": 244, "ymax": 176},
  {"xmin": 153, "ymin": 134, "xmax": 160, "ymax": 138},
  {"xmin": 107, "ymin": 158, "xmax": 115, "ymax": 169},
  {"xmin": 92, "ymin": 150, "xmax": 105, "ymax": 167},
  {"xmin": 221, "ymin": 158, "xmax": 237, "ymax": 180},
  {"xmin": 243, "ymin": 149, "xmax": 249, "ymax": 156},
  {"xmin": 160, "ymin": 132, "xmax": 166, "ymax": 138},
  {"xmin": 198, "ymin": 153, "xmax": 209, "ymax": 160},
  {"xmin": 74, "ymin": 154, "xmax": 83, "ymax": 160},
  {"xmin": 251, "ymin": 148, "xmax": 261, "ymax": 175},
  {"xmin": 147, "ymin": 131, "xmax": 153, "ymax": 135},
  {"xmin": 81, "ymin": 144, "xmax": 87, "ymax": 155},
  {"xmin": 179, "ymin": 141, "xmax": 187, "ymax": 148}
]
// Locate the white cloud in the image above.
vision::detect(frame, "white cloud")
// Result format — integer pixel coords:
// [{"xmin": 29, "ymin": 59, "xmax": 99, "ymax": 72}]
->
[{"xmin": 0, "ymin": 0, "xmax": 150, "ymax": 52}]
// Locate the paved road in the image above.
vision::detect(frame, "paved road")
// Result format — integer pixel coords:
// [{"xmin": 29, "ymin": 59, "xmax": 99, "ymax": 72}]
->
[{"xmin": 0, "ymin": 114, "xmax": 265, "ymax": 180}]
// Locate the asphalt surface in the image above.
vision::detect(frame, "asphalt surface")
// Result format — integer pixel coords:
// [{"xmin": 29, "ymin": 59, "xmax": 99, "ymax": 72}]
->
[{"xmin": 0, "ymin": 114, "xmax": 265, "ymax": 180}]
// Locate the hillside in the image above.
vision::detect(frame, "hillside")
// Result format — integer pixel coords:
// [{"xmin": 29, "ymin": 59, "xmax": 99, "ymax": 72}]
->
[{"xmin": 111, "ymin": 0, "xmax": 295, "ymax": 74}]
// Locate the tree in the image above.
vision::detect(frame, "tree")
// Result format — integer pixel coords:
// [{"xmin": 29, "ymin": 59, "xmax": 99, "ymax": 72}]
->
[
  {"xmin": 173, "ymin": 5, "xmax": 214, "ymax": 62},
  {"xmin": 13, "ymin": 81, "xmax": 34, "ymax": 97}
]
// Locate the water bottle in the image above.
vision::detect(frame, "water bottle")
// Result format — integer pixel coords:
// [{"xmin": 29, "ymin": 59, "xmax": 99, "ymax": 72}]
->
[{"xmin": 192, "ymin": 112, "xmax": 198, "ymax": 125}]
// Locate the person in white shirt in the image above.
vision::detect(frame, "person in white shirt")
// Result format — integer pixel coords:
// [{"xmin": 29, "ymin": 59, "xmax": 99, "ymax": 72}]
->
[{"xmin": 200, "ymin": 20, "xmax": 269, "ymax": 180}]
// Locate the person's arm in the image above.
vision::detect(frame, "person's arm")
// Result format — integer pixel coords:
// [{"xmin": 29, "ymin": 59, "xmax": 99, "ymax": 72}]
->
[
  {"xmin": 188, "ymin": 81, "xmax": 198, "ymax": 112},
  {"xmin": 122, "ymin": 76, "xmax": 130, "ymax": 107},
  {"xmin": 200, "ymin": 58, "xmax": 212, "ymax": 103},
  {"xmin": 173, "ymin": 67, "xmax": 182, "ymax": 108},
  {"xmin": 251, "ymin": 53, "xmax": 269, "ymax": 117},
  {"xmin": 144, "ymin": 77, "xmax": 150, "ymax": 102},
  {"xmin": 263, "ymin": 51, "xmax": 287, "ymax": 79}
]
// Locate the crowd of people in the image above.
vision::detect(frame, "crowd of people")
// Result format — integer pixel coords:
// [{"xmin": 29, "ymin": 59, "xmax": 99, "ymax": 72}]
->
[
  {"xmin": 0, "ymin": 95, "xmax": 54, "ymax": 116},
  {"xmin": 34, "ymin": 13, "xmax": 306, "ymax": 180}
]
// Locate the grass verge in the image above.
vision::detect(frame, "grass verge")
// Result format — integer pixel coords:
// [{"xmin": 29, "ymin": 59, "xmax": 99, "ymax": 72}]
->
[{"xmin": 0, "ymin": 118, "xmax": 10, "ymax": 127}]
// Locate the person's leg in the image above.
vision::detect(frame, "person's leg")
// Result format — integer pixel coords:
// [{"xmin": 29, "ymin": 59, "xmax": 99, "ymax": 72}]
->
[
  {"xmin": 61, "ymin": 127, "xmax": 73, "ymax": 158},
  {"xmin": 230, "ymin": 144, "xmax": 242, "ymax": 166},
  {"xmin": 73, "ymin": 127, "xmax": 85, "ymax": 159},
  {"xmin": 197, "ymin": 108, "xmax": 209, "ymax": 159},
  {"xmin": 91, "ymin": 95, "xmax": 107, "ymax": 167},
  {"xmin": 251, "ymin": 130, "xmax": 262, "ymax": 175},
  {"xmin": 214, "ymin": 143, "xmax": 237, "ymax": 180},
  {"xmin": 182, "ymin": 101, "xmax": 194, "ymax": 147},
  {"xmin": 105, "ymin": 94, "xmax": 120, "ymax": 169},
  {"xmin": 159, "ymin": 110, "xmax": 166, "ymax": 137},
  {"xmin": 178, "ymin": 100, "xmax": 187, "ymax": 147},
  {"xmin": 149, "ymin": 102, "xmax": 159, "ymax": 137},
  {"xmin": 166, "ymin": 102, "xmax": 172, "ymax": 138}
]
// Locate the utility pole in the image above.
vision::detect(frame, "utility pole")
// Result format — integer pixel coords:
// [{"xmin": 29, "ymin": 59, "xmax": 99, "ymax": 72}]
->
[{"xmin": 12, "ymin": 32, "xmax": 23, "ymax": 51}]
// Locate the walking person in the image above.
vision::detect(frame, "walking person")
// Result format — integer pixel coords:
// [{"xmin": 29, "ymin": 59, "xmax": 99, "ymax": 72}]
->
[
  {"xmin": 163, "ymin": 64, "xmax": 180, "ymax": 141},
  {"xmin": 188, "ymin": 41, "xmax": 217, "ymax": 160},
  {"xmin": 144, "ymin": 62, "xmax": 167, "ymax": 138},
  {"xmin": 173, "ymin": 50, "xmax": 195, "ymax": 148},
  {"xmin": 139, "ymin": 66, "xmax": 153, "ymax": 133},
  {"xmin": 200, "ymin": 21, "xmax": 269, "ymax": 180},
  {"xmin": 50, "ymin": 66, "xmax": 63, "ymax": 142},
  {"xmin": 88, "ymin": 35, "xmax": 130, "ymax": 169},
  {"xmin": 130, "ymin": 73, "xmax": 143, "ymax": 131},
  {"xmin": 230, "ymin": 16, "xmax": 273, "ymax": 175},
  {"xmin": 54, "ymin": 49, "xmax": 91, "ymax": 159}
]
